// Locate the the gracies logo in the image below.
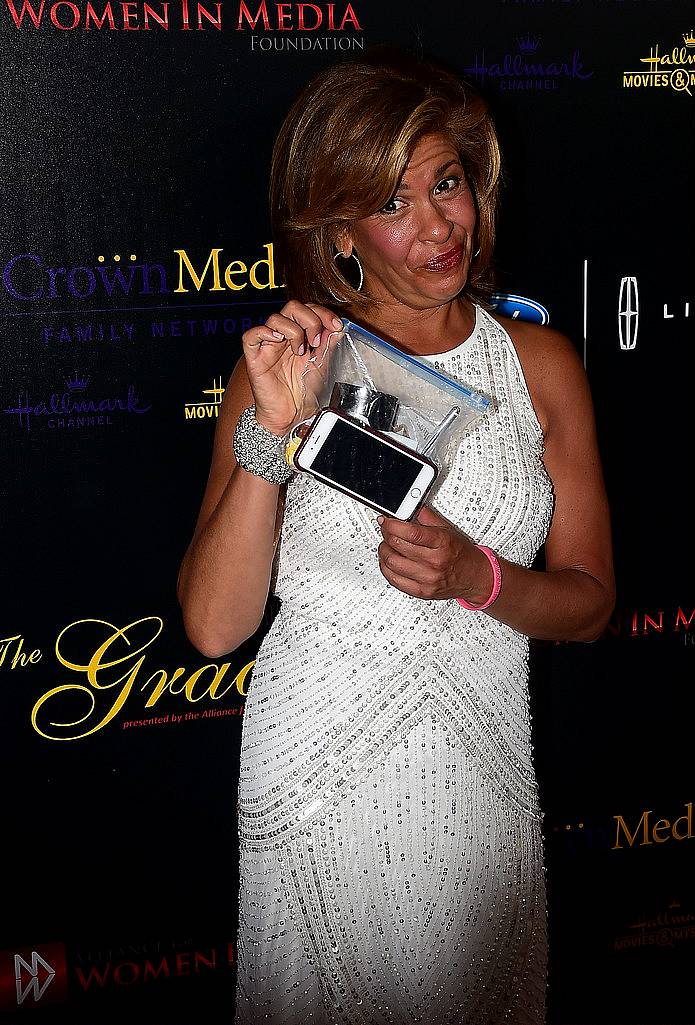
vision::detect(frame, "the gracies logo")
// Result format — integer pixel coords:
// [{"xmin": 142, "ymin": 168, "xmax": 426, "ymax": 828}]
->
[
  {"xmin": 622, "ymin": 30, "xmax": 695, "ymax": 95},
  {"xmin": 463, "ymin": 33, "xmax": 592, "ymax": 91},
  {"xmin": 26, "ymin": 616, "xmax": 252, "ymax": 740}
]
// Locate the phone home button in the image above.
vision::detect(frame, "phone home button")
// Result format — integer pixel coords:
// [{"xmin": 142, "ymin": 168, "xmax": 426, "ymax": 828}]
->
[{"xmin": 410, "ymin": 487, "xmax": 422, "ymax": 498}]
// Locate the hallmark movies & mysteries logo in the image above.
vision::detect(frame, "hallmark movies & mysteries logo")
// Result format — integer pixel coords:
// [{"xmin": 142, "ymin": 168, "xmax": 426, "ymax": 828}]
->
[
  {"xmin": 183, "ymin": 377, "xmax": 225, "ymax": 421},
  {"xmin": 622, "ymin": 30, "xmax": 695, "ymax": 95}
]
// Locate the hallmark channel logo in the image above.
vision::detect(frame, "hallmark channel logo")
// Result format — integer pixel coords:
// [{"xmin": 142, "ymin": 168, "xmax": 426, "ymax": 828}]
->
[
  {"xmin": 463, "ymin": 33, "xmax": 593, "ymax": 91},
  {"xmin": 184, "ymin": 377, "xmax": 225, "ymax": 420},
  {"xmin": 0, "ymin": 944, "xmax": 68, "ymax": 1010},
  {"xmin": 3, "ymin": 372, "xmax": 151, "ymax": 431},
  {"xmin": 622, "ymin": 30, "xmax": 695, "ymax": 95},
  {"xmin": 237, "ymin": 1, "xmax": 364, "ymax": 52}
]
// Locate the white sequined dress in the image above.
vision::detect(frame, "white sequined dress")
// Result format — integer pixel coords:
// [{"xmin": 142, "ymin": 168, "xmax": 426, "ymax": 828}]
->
[{"xmin": 235, "ymin": 305, "xmax": 555, "ymax": 1025}]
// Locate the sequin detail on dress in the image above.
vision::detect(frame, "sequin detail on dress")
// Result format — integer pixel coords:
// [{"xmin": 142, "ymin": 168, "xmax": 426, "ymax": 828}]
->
[{"xmin": 235, "ymin": 306, "xmax": 555, "ymax": 1025}]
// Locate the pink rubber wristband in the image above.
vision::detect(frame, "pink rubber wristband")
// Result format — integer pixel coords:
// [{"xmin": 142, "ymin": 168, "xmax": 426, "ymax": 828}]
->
[{"xmin": 455, "ymin": 545, "xmax": 502, "ymax": 611}]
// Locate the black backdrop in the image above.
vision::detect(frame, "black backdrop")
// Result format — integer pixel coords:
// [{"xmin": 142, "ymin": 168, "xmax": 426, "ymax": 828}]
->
[{"xmin": 1, "ymin": 1, "xmax": 693, "ymax": 1022}]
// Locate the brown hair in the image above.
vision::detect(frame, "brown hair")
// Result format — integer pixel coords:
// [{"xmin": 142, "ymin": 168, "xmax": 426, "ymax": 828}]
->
[{"xmin": 270, "ymin": 48, "xmax": 502, "ymax": 313}]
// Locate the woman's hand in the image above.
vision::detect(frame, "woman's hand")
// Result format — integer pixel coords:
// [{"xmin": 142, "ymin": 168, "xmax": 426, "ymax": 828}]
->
[
  {"xmin": 377, "ymin": 505, "xmax": 493, "ymax": 604},
  {"xmin": 242, "ymin": 300, "xmax": 344, "ymax": 436}
]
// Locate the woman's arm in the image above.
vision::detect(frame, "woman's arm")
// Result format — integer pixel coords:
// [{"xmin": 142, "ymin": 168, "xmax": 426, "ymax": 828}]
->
[
  {"xmin": 176, "ymin": 358, "xmax": 282, "ymax": 657},
  {"xmin": 377, "ymin": 325, "xmax": 616, "ymax": 642},
  {"xmin": 177, "ymin": 300, "xmax": 344, "ymax": 658}
]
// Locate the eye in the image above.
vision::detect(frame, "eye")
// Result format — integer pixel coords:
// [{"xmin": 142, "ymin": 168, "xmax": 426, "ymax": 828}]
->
[
  {"xmin": 433, "ymin": 175, "xmax": 462, "ymax": 196},
  {"xmin": 377, "ymin": 196, "xmax": 406, "ymax": 215}
]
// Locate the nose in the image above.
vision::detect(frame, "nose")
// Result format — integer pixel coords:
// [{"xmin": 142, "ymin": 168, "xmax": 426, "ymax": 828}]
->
[{"xmin": 417, "ymin": 199, "xmax": 453, "ymax": 244}]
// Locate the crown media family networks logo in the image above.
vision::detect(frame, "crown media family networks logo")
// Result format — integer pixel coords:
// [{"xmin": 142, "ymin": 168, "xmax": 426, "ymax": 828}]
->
[
  {"xmin": 623, "ymin": 30, "xmax": 695, "ymax": 95},
  {"xmin": 2, "ymin": 245, "xmax": 278, "ymax": 349}
]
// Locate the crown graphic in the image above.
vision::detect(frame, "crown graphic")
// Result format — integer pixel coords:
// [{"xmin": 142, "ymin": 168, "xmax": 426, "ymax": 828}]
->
[
  {"xmin": 517, "ymin": 33, "xmax": 541, "ymax": 53},
  {"xmin": 65, "ymin": 372, "xmax": 89, "ymax": 392},
  {"xmin": 683, "ymin": 29, "xmax": 695, "ymax": 47}
]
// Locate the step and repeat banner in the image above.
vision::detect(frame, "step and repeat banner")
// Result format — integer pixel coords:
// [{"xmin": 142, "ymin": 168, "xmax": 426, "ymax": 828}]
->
[{"xmin": 1, "ymin": 1, "xmax": 692, "ymax": 1022}]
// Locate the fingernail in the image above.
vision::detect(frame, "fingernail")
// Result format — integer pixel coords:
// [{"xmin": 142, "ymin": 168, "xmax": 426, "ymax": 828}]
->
[
  {"xmin": 312, "ymin": 333, "xmax": 321, "ymax": 348},
  {"xmin": 377, "ymin": 515, "xmax": 384, "ymax": 524},
  {"xmin": 271, "ymin": 330, "xmax": 284, "ymax": 339},
  {"xmin": 298, "ymin": 342, "xmax": 306, "ymax": 356},
  {"xmin": 332, "ymin": 317, "xmax": 343, "ymax": 330}
]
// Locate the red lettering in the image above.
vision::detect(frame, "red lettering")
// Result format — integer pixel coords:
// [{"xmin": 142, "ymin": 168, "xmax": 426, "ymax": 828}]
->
[
  {"xmin": 143, "ymin": 957, "xmax": 170, "ymax": 981},
  {"xmin": 194, "ymin": 949, "xmax": 216, "ymax": 971},
  {"xmin": 675, "ymin": 607, "xmax": 695, "ymax": 632},
  {"xmin": 196, "ymin": 0, "xmax": 221, "ymax": 27},
  {"xmin": 297, "ymin": 2, "xmax": 320, "ymax": 28},
  {"xmin": 3, "ymin": 0, "xmax": 45, "ymax": 26},
  {"xmin": 85, "ymin": 1, "xmax": 116, "ymax": 27},
  {"xmin": 142, "ymin": 1, "xmax": 168, "ymax": 27},
  {"xmin": 642, "ymin": 611, "xmax": 663, "ymax": 634},
  {"xmin": 113, "ymin": 961, "xmax": 140, "ymax": 985},
  {"xmin": 120, "ymin": 1, "xmax": 139, "ymax": 27},
  {"xmin": 50, "ymin": 0, "xmax": 79, "ymax": 27},
  {"xmin": 237, "ymin": 0, "xmax": 268, "ymax": 28},
  {"xmin": 339, "ymin": 1, "xmax": 360, "ymax": 29},
  {"xmin": 74, "ymin": 963, "xmax": 111, "ymax": 989}
]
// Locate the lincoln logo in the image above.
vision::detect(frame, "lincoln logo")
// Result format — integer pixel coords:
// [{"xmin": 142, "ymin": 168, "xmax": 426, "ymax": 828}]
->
[{"xmin": 618, "ymin": 276, "xmax": 639, "ymax": 350}]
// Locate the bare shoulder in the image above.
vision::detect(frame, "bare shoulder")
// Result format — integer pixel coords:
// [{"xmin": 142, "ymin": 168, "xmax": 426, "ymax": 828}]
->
[{"xmin": 488, "ymin": 311, "xmax": 589, "ymax": 440}]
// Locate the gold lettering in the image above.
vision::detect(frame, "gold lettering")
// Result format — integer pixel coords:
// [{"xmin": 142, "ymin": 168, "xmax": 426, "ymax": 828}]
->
[
  {"xmin": 652, "ymin": 818, "xmax": 671, "ymax": 842},
  {"xmin": 0, "ymin": 634, "xmax": 21, "ymax": 668},
  {"xmin": 174, "ymin": 248, "xmax": 224, "ymax": 293},
  {"xmin": 672, "ymin": 803, "xmax": 693, "ymax": 841},
  {"xmin": 613, "ymin": 809, "xmax": 651, "ymax": 849},
  {"xmin": 224, "ymin": 260, "xmax": 247, "ymax": 290},
  {"xmin": 30, "ymin": 616, "xmax": 248, "ymax": 740},
  {"xmin": 249, "ymin": 243, "xmax": 279, "ymax": 289}
]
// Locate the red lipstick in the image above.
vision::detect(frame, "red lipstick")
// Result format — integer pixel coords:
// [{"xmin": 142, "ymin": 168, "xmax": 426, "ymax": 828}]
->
[{"xmin": 423, "ymin": 245, "xmax": 464, "ymax": 272}]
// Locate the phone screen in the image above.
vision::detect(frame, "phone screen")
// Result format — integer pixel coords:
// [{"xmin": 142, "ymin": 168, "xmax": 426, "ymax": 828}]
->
[{"xmin": 308, "ymin": 416, "xmax": 428, "ymax": 513}]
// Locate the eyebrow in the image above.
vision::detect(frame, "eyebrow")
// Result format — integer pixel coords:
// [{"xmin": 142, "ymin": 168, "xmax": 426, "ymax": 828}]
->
[{"xmin": 398, "ymin": 159, "xmax": 462, "ymax": 192}]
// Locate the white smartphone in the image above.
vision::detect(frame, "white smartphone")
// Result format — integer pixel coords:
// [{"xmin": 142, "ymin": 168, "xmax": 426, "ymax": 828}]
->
[{"xmin": 293, "ymin": 407, "xmax": 438, "ymax": 520}]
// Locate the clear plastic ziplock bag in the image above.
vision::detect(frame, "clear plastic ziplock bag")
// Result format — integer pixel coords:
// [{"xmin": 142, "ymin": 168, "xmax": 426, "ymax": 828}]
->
[{"xmin": 298, "ymin": 318, "xmax": 492, "ymax": 478}]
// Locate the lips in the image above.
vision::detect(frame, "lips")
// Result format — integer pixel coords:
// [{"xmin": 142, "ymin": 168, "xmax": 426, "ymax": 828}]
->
[{"xmin": 423, "ymin": 245, "xmax": 464, "ymax": 272}]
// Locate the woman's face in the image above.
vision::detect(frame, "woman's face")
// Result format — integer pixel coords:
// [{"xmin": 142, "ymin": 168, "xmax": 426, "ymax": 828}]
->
[{"xmin": 345, "ymin": 132, "xmax": 477, "ymax": 311}]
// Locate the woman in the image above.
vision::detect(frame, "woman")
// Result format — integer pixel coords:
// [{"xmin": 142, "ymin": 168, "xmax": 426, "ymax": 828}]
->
[{"xmin": 177, "ymin": 50, "xmax": 615, "ymax": 1025}]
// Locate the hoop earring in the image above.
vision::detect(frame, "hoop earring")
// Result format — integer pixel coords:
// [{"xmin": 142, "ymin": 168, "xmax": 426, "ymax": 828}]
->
[{"xmin": 333, "ymin": 250, "xmax": 364, "ymax": 294}]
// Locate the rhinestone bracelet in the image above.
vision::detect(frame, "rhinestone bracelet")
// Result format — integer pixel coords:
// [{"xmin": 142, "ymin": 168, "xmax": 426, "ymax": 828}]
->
[{"xmin": 232, "ymin": 405, "xmax": 295, "ymax": 485}]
